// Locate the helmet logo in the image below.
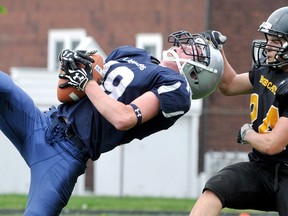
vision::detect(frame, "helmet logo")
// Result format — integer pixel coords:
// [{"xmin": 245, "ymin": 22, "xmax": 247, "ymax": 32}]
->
[{"xmin": 259, "ymin": 22, "xmax": 272, "ymax": 33}]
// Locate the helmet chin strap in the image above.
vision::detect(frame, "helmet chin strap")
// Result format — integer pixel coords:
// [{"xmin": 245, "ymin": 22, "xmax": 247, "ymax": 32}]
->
[
  {"xmin": 162, "ymin": 49, "xmax": 193, "ymax": 95},
  {"xmin": 162, "ymin": 49, "xmax": 188, "ymax": 76},
  {"xmin": 162, "ymin": 48, "xmax": 216, "ymax": 74}
]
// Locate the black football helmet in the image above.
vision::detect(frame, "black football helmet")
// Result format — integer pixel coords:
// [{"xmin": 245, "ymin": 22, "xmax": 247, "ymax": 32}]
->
[
  {"xmin": 165, "ymin": 30, "xmax": 224, "ymax": 99},
  {"xmin": 252, "ymin": 7, "xmax": 288, "ymax": 68}
]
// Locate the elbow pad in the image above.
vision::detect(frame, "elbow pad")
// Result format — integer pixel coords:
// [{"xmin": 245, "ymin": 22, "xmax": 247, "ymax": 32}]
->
[{"xmin": 276, "ymin": 79, "xmax": 288, "ymax": 101}]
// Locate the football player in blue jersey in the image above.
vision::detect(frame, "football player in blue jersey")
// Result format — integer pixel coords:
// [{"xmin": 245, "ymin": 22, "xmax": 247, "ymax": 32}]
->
[
  {"xmin": 0, "ymin": 30, "xmax": 224, "ymax": 215},
  {"xmin": 190, "ymin": 7, "xmax": 288, "ymax": 216}
]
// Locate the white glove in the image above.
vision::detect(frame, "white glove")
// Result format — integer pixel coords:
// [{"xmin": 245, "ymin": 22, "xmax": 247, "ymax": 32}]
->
[
  {"xmin": 200, "ymin": 30, "xmax": 227, "ymax": 50},
  {"xmin": 236, "ymin": 123, "xmax": 253, "ymax": 145}
]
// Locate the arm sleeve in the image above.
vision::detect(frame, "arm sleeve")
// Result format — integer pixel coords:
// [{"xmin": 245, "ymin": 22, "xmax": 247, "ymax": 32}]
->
[{"xmin": 151, "ymin": 73, "xmax": 191, "ymax": 119}]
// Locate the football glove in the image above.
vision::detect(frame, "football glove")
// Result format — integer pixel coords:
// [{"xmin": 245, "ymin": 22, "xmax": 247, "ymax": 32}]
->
[
  {"xmin": 236, "ymin": 123, "xmax": 253, "ymax": 145},
  {"xmin": 59, "ymin": 65, "xmax": 93, "ymax": 91},
  {"xmin": 200, "ymin": 30, "xmax": 227, "ymax": 50},
  {"xmin": 59, "ymin": 49, "xmax": 95, "ymax": 73}
]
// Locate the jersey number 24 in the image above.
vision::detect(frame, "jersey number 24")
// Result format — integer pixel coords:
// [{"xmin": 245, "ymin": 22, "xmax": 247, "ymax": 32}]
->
[{"xmin": 250, "ymin": 93, "xmax": 279, "ymax": 133}]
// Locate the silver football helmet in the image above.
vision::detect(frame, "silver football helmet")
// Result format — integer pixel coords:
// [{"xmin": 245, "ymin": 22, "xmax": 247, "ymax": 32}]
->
[
  {"xmin": 164, "ymin": 30, "xmax": 224, "ymax": 99},
  {"xmin": 252, "ymin": 7, "xmax": 288, "ymax": 68}
]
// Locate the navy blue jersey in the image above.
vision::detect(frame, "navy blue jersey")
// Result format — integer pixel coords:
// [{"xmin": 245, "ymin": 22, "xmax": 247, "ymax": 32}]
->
[
  {"xmin": 57, "ymin": 46, "xmax": 191, "ymax": 160},
  {"xmin": 248, "ymin": 66, "xmax": 288, "ymax": 163}
]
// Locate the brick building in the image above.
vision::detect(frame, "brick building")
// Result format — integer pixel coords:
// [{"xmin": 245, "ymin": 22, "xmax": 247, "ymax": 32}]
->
[
  {"xmin": 0, "ymin": 0, "xmax": 287, "ymax": 196},
  {"xmin": 198, "ymin": 0, "xmax": 287, "ymax": 171}
]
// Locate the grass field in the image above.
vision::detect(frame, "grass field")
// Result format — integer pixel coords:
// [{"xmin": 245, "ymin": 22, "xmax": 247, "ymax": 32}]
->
[
  {"xmin": 0, "ymin": 194, "xmax": 278, "ymax": 216},
  {"xmin": 0, "ymin": 194, "xmax": 194, "ymax": 215}
]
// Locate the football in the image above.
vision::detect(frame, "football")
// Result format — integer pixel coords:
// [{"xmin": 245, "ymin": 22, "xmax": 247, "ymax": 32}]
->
[{"xmin": 57, "ymin": 53, "xmax": 104, "ymax": 103}]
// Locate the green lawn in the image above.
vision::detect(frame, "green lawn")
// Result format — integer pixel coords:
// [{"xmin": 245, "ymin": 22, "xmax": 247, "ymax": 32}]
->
[
  {"xmin": 67, "ymin": 195, "xmax": 195, "ymax": 212},
  {"xmin": 0, "ymin": 194, "xmax": 278, "ymax": 215},
  {"xmin": 0, "ymin": 194, "xmax": 194, "ymax": 211},
  {"xmin": 0, "ymin": 195, "xmax": 194, "ymax": 215}
]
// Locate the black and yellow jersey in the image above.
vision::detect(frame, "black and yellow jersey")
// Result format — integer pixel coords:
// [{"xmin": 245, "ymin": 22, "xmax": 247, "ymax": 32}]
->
[{"xmin": 249, "ymin": 66, "xmax": 288, "ymax": 162}]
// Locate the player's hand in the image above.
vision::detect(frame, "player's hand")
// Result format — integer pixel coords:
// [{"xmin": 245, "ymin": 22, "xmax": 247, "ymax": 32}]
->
[
  {"xmin": 200, "ymin": 30, "xmax": 227, "ymax": 50},
  {"xmin": 236, "ymin": 123, "xmax": 253, "ymax": 145},
  {"xmin": 59, "ymin": 65, "xmax": 93, "ymax": 91},
  {"xmin": 59, "ymin": 49, "xmax": 95, "ymax": 73}
]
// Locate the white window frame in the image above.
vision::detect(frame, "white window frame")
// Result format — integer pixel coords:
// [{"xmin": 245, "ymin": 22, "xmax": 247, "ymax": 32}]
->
[
  {"xmin": 47, "ymin": 29, "xmax": 87, "ymax": 71},
  {"xmin": 136, "ymin": 33, "xmax": 163, "ymax": 60}
]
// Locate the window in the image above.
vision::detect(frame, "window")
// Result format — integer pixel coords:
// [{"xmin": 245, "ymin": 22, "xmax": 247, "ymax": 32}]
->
[
  {"xmin": 136, "ymin": 33, "xmax": 163, "ymax": 60},
  {"xmin": 48, "ymin": 29, "xmax": 87, "ymax": 71}
]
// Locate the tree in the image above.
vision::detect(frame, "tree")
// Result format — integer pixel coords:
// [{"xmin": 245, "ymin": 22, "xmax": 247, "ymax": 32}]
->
[{"xmin": 0, "ymin": 4, "xmax": 8, "ymax": 14}]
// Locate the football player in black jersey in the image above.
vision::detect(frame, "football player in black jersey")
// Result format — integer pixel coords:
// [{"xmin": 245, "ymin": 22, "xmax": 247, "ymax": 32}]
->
[{"xmin": 190, "ymin": 7, "xmax": 288, "ymax": 216}]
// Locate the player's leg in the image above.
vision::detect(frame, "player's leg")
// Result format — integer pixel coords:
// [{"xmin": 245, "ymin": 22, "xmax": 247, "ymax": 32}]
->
[
  {"xmin": 190, "ymin": 161, "xmax": 276, "ymax": 215},
  {"xmin": 276, "ymin": 164, "xmax": 288, "ymax": 216},
  {"xmin": 24, "ymin": 138, "xmax": 88, "ymax": 216},
  {"xmin": 0, "ymin": 71, "xmax": 42, "ymax": 161},
  {"xmin": 189, "ymin": 190, "xmax": 222, "ymax": 216},
  {"xmin": 0, "ymin": 71, "xmax": 90, "ymax": 215}
]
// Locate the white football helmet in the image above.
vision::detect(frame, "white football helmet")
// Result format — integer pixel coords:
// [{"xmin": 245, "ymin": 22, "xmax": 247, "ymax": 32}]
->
[{"xmin": 164, "ymin": 30, "xmax": 224, "ymax": 99}]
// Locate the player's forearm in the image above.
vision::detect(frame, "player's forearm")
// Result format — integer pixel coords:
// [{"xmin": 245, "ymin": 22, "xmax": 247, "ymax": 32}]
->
[
  {"xmin": 85, "ymin": 80, "xmax": 137, "ymax": 130},
  {"xmin": 217, "ymin": 50, "xmax": 235, "ymax": 95},
  {"xmin": 245, "ymin": 130, "xmax": 287, "ymax": 155},
  {"xmin": 217, "ymin": 49, "xmax": 252, "ymax": 96}
]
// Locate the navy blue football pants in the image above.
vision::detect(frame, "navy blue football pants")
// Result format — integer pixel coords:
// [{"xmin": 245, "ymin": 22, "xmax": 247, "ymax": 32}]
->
[{"xmin": 0, "ymin": 71, "xmax": 88, "ymax": 215}]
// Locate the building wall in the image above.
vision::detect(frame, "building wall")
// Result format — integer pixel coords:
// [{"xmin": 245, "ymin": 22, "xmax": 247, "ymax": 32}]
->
[
  {"xmin": 3, "ymin": 68, "xmax": 203, "ymax": 197},
  {"xmin": 1, "ymin": 0, "xmax": 288, "ymax": 194},
  {"xmin": 207, "ymin": 0, "xmax": 288, "ymax": 150},
  {"xmin": 0, "ymin": 0, "xmax": 207, "ymax": 72},
  {"xmin": 0, "ymin": 0, "xmax": 208, "ymax": 197},
  {"xmin": 198, "ymin": 0, "xmax": 288, "ymax": 171}
]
